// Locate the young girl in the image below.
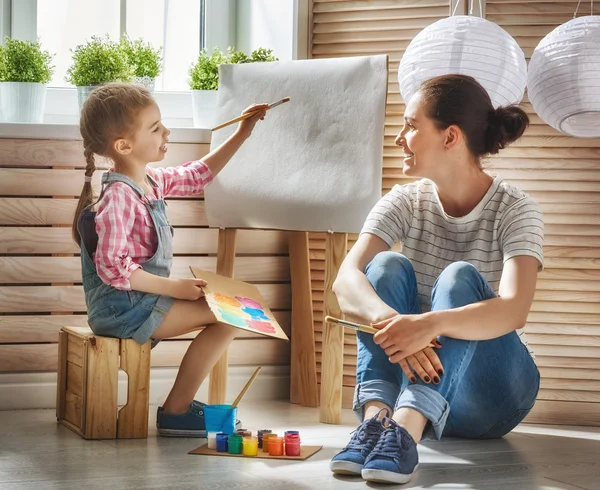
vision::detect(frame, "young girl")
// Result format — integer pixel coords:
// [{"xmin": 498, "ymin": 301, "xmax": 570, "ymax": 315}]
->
[{"xmin": 72, "ymin": 82, "xmax": 268, "ymax": 437}]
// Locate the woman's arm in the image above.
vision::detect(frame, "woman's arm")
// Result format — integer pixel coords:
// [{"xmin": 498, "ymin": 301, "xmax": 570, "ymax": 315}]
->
[
  {"xmin": 333, "ymin": 232, "xmax": 398, "ymax": 324},
  {"xmin": 430, "ymin": 255, "xmax": 539, "ymax": 340}
]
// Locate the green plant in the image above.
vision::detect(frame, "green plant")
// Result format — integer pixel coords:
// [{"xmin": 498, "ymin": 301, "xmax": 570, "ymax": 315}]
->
[
  {"xmin": 0, "ymin": 37, "xmax": 54, "ymax": 83},
  {"xmin": 188, "ymin": 47, "xmax": 228, "ymax": 90},
  {"xmin": 120, "ymin": 35, "xmax": 162, "ymax": 78},
  {"xmin": 65, "ymin": 35, "xmax": 133, "ymax": 86},
  {"xmin": 249, "ymin": 47, "xmax": 278, "ymax": 63},
  {"xmin": 188, "ymin": 46, "xmax": 278, "ymax": 90}
]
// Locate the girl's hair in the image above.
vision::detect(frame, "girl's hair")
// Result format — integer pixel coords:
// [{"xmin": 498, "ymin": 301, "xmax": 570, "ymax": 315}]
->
[
  {"xmin": 72, "ymin": 82, "xmax": 155, "ymax": 246},
  {"xmin": 418, "ymin": 74, "xmax": 529, "ymax": 163}
]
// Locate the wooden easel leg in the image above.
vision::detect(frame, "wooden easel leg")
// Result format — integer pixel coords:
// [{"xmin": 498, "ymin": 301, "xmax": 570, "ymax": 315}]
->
[
  {"xmin": 289, "ymin": 231, "xmax": 318, "ymax": 407},
  {"xmin": 319, "ymin": 232, "xmax": 348, "ymax": 424},
  {"xmin": 209, "ymin": 228, "xmax": 237, "ymax": 405},
  {"xmin": 117, "ymin": 339, "xmax": 151, "ymax": 439}
]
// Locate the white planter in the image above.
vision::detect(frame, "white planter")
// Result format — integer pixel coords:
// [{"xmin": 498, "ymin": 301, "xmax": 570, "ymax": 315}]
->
[
  {"xmin": 0, "ymin": 82, "xmax": 47, "ymax": 123},
  {"xmin": 191, "ymin": 90, "xmax": 218, "ymax": 128},
  {"xmin": 133, "ymin": 76, "xmax": 156, "ymax": 92},
  {"xmin": 77, "ymin": 86, "xmax": 97, "ymax": 112}
]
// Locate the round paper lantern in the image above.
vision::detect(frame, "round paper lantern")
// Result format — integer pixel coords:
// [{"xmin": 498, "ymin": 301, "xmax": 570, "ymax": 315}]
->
[
  {"xmin": 528, "ymin": 15, "xmax": 600, "ymax": 138},
  {"xmin": 398, "ymin": 16, "xmax": 527, "ymax": 108}
]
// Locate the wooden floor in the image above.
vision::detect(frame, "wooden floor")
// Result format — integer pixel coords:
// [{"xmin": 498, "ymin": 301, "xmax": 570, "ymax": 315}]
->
[{"xmin": 0, "ymin": 401, "xmax": 598, "ymax": 489}]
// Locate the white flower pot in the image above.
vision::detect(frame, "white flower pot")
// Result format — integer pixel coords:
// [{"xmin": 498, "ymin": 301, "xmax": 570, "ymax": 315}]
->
[
  {"xmin": 133, "ymin": 76, "xmax": 156, "ymax": 92},
  {"xmin": 77, "ymin": 86, "xmax": 98, "ymax": 112},
  {"xmin": 0, "ymin": 82, "xmax": 47, "ymax": 123},
  {"xmin": 191, "ymin": 90, "xmax": 218, "ymax": 128}
]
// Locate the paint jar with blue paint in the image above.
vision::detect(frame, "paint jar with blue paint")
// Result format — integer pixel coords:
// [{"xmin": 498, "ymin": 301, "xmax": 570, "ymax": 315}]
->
[
  {"xmin": 204, "ymin": 404, "xmax": 238, "ymax": 435},
  {"xmin": 216, "ymin": 433, "xmax": 229, "ymax": 453}
]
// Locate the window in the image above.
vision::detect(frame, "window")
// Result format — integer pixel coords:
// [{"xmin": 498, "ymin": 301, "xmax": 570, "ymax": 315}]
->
[{"xmin": 36, "ymin": 0, "xmax": 205, "ymax": 91}]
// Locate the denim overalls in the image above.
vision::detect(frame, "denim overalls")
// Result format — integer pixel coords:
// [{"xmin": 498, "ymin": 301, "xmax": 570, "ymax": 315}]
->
[{"xmin": 78, "ymin": 172, "xmax": 175, "ymax": 344}]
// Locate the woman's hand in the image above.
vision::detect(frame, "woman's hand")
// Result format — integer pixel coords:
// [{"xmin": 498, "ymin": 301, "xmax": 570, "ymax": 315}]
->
[
  {"xmin": 236, "ymin": 103, "xmax": 269, "ymax": 138},
  {"xmin": 168, "ymin": 278, "xmax": 207, "ymax": 300},
  {"xmin": 372, "ymin": 313, "xmax": 439, "ymax": 362},
  {"xmin": 401, "ymin": 348, "xmax": 444, "ymax": 384}
]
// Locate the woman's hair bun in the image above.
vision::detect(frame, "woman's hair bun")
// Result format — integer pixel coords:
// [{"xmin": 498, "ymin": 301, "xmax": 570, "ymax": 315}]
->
[{"xmin": 485, "ymin": 106, "xmax": 530, "ymax": 155}]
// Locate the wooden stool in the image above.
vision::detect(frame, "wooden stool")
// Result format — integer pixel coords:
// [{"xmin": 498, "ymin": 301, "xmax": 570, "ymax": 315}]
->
[{"xmin": 56, "ymin": 326, "xmax": 151, "ymax": 439}]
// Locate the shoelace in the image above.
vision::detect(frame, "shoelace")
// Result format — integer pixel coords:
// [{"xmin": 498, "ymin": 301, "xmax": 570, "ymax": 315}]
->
[
  {"xmin": 345, "ymin": 408, "xmax": 389, "ymax": 453},
  {"xmin": 369, "ymin": 419, "xmax": 410, "ymax": 460}
]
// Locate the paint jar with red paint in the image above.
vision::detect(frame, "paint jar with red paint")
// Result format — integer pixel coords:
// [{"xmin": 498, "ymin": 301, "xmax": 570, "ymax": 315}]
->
[{"xmin": 285, "ymin": 432, "xmax": 301, "ymax": 456}]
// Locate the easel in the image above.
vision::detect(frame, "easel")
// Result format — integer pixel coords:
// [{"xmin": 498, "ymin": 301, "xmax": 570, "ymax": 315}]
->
[{"xmin": 208, "ymin": 228, "xmax": 320, "ymax": 408}]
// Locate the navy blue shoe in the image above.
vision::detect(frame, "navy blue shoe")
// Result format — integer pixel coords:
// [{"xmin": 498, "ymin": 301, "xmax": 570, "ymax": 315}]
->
[
  {"xmin": 362, "ymin": 419, "xmax": 419, "ymax": 484},
  {"xmin": 330, "ymin": 409, "xmax": 389, "ymax": 475},
  {"xmin": 156, "ymin": 401, "xmax": 242, "ymax": 436}
]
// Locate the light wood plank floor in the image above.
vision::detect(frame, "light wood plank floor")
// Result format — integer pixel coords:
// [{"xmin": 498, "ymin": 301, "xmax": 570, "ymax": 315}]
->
[{"xmin": 0, "ymin": 401, "xmax": 598, "ymax": 489}]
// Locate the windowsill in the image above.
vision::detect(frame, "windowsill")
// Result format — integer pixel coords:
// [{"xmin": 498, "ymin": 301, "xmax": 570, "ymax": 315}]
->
[
  {"xmin": 0, "ymin": 88, "xmax": 212, "ymax": 144},
  {"xmin": 0, "ymin": 122, "xmax": 212, "ymax": 144}
]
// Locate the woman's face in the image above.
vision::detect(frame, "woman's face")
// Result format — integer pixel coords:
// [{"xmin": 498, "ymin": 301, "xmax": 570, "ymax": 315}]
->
[{"xmin": 395, "ymin": 91, "xmax": 447, "ymax": 179}]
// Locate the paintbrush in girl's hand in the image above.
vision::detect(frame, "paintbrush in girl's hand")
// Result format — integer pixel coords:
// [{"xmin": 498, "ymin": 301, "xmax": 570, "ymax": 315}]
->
[
  {"xmin": 211, "ymin": 97, "xmax": 290, "ymax": 131},
  {"xmin": 324, "ymin": 316, "xmax": 438, "ymax": 348}
]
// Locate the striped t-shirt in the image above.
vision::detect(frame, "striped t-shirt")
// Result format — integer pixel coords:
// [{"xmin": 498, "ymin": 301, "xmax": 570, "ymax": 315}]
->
[{"xmin": 361, "ymin": 177, "xmax": 544, "ymax": 356}]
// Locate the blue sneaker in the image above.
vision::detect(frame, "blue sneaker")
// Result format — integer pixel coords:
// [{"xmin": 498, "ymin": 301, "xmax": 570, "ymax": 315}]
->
[
  {"xmin": 330, "ymin": 409, "xmax": 389, "ymax": 475},
  {"xmin": 156, "ymin": 401, "xmax": 242, "ymax": 437},
  {"xmin": 361, "ymin": 419, "xmax": 419, "ymax": 484}
]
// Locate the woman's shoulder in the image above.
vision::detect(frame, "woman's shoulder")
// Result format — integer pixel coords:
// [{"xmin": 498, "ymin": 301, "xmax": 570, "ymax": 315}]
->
[{"xmin": 495, "ymin": 179, "xmax": 541, "ymax": 211}]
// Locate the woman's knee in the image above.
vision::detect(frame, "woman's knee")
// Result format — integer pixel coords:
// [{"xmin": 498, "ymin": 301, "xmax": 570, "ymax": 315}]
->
[
  {"xmin": 438, "ymin": 261, "xmax": 480, "ymax": 286},
  {"xmin": 432, "ymin": 261, "xmax": 492, "ymax": 308},
  {"xmin": 365, "ymin": 252, "xmax": 415, "ymax": 289}
]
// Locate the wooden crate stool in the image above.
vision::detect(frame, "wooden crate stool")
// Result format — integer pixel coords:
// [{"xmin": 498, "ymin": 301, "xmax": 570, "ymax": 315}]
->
[{"xmin": 56, "ymin": 326, "xmax": 151, "ymax": 439}]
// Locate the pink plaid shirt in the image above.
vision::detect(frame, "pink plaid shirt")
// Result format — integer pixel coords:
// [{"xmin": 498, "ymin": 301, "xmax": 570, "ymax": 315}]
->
[{"xmin": 94, "ymin": 160, "xmax": 213, "ymax": 290}]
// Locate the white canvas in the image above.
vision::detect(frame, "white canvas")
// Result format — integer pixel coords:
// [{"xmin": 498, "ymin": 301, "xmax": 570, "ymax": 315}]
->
[{"xmin": 204, "ymin": 55, "xmax": 388, "ymax": 233}]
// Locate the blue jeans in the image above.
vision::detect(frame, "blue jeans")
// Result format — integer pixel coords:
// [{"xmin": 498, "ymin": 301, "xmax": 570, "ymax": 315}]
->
[{"xmin": 354, "ymin": 252, "xmax": 540, "ymax": 440}]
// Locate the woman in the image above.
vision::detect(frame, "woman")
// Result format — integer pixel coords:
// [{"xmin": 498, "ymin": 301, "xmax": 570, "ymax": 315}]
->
[{"xmin": 330, "ymin": 74, "xmax": 543, "ymax": 485}]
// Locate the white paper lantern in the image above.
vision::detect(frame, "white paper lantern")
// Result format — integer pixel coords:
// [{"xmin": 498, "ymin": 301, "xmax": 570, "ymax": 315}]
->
[
  {"xmin": 398, "ymin": 16, "xmax": 527, "ymax": 108},
  {"xmin": 528, "ymin": 15, "xmax": 600, "ymax": 138}
]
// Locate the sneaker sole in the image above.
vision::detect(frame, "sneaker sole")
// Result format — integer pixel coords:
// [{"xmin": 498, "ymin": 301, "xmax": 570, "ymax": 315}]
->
[
  {"xmin": 157, "ymin": 428, "xmax": 207, "ymax": 438},
  {"xmin": 362, "ymin": 465, "xmax": 418, "ymax": 484},
  {"xmin": 330, "ymin": 461, "xmax": 363, "ymax": 476}
]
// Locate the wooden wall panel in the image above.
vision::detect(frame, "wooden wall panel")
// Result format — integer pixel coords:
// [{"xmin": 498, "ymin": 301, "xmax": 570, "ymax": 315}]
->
[
  {"xmin": 309, "ymin": 0, "xmax": 600, "ymax": 426},
  {"xmin": 0, "ymin": 138, "xmax": 291, "ymax": 374}
]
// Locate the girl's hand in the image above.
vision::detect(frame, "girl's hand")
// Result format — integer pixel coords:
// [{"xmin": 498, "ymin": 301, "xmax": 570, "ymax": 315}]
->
[
  {"xmin": 401, "ymin": 348, "xmax": 444, "ymax": 385},
  {"xmin": 236, "ymin": 103, "xmax": 269, "ymax": 138},
  {"xmin": 372, "ymin": 314, "xmax": 439, "ymax": 362},
  {"xmin": 169, "ymin": 278, "xmax": 207, "ymax": 300}
]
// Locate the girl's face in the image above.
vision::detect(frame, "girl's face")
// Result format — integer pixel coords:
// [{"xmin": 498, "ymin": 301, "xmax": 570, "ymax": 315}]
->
[
  {"xmin": 125, "ymin": 102, "xmax": 171, "ymax": 165},
  {"xmin": 395, "ymin": 91, "xmax": 448, "ymax": 180}
]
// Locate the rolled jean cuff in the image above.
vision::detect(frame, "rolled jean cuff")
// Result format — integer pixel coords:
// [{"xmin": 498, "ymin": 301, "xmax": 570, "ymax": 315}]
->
[
  {"xmin": 395, "ymin": 384, "xmax": 450, "ymax": 440},
  {"xmin": 352, "ymin": 379, "xmax": 401, "ymax": 422}
]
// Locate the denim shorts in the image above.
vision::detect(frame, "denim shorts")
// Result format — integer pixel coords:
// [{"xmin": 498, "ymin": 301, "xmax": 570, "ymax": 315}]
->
[{"xmin": 86, "ymin": 288, "xmax": 175, "ymax": 344}]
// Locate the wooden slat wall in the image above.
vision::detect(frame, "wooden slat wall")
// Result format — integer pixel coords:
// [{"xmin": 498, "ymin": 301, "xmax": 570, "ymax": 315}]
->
[
  {"xmin": 0, "ymin": 139, "xmax": 291, "ymax": 374},
  {"xmin": 309, "ymin": 0, "xmax": 600, "ymax": 426}
]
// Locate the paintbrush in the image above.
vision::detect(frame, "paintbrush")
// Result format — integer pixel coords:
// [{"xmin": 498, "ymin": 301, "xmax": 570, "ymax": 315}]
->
[
  {"xmin": 211, "ymin": 97, "xmax": 290, "ymax": 131},
  {"xmin": 230, "ymin": 366, "xmax": 262, "ymax": 409},
  {"xmin": 324, "ymin": 316, "xmax": 438, "ymax": 348}
]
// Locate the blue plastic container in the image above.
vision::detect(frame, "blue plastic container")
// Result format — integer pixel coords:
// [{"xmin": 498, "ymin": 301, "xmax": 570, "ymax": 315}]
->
[{"xmin": 204, "ymin": 404, "xmax": 237, "ymax": 435}]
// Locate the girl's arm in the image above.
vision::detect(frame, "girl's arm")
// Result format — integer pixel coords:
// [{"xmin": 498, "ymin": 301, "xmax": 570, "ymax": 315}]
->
[{"xmin": 333, "ymin": 232, "xmax": 398, "ymax": 324}]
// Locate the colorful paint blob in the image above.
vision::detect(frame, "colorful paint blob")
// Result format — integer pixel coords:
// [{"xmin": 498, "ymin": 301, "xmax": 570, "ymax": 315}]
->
[
  {"xmin": 246, "ymin": 320, "xmax": 276, "ymax": 334},
  {"xmin": 242, "ymin": 306, "xmax": 269, "ymax": 320},
  {"xmin": 218, "ymin": 308, "xmax": 247, "ymax": 327},
  {"xmin": 235, "ymin": 296, "xmax": 263, "ymax": 310},
  {"xmin": 213, "ymin": 293, "xmax": 241, "ymax": 307},
  {"xmin": 217, "ymin": 302, "xmax": 251, "ymax": 318}
]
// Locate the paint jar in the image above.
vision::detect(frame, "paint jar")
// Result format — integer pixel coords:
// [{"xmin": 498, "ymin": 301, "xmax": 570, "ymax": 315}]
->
[
  {"xmin": 242, "ymin": 436, "xmax": 259, "ymax": 456},
  {"xmin": 207, "ymin": 432, "xmax": 218, "ymax": 449},
  {"xmin": 228, "ymin": 434, "xmax": 243, "ymax": 455},
  {"xmin": 285, "ymin": 433, "xmax": 301, "ymax": 457},
  {"xmin": 257, "ymin": 429, "xmax": 272, "ymax": 449},
  {"xmin": 268, "ymin": 436, "xmax": 284, "ymax": 456},
  {"xmin": 236, "ymin": 429, "xmax": 252, "ymax": 438},
  {"xmin": 216, "ymin": 433, "xmax": 229, "ymax": 453},
  {"xmin": 284, "ymin": 430, "xmax": 299, "ymax": 437},
  {"xmin": 262, "ymin": 433, "xmax": 277, "ymax": 452},
  {"xmin": 204, "ymin": 404, "xmax": 238, "ymax": 436}
]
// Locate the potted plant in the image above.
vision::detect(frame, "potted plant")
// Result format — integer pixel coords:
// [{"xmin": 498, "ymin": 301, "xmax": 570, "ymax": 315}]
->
[
  {"xmin": 0, "ymin": 37, "xmax": 54, "ymax": 123},
  {"xmin": 188, "ymin": 47, "xmax": 228, "ymax": 128},
  {"xmin": 120, "ymin": 35, "xmax": 162, "ymax": 92},
  {"xmin": 188, "ymin": 46, "xmax": 278, "ymax": 128},
  {"xmin": 65, "ymin": 35, "xmax": 133, "ymax": 110}
]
